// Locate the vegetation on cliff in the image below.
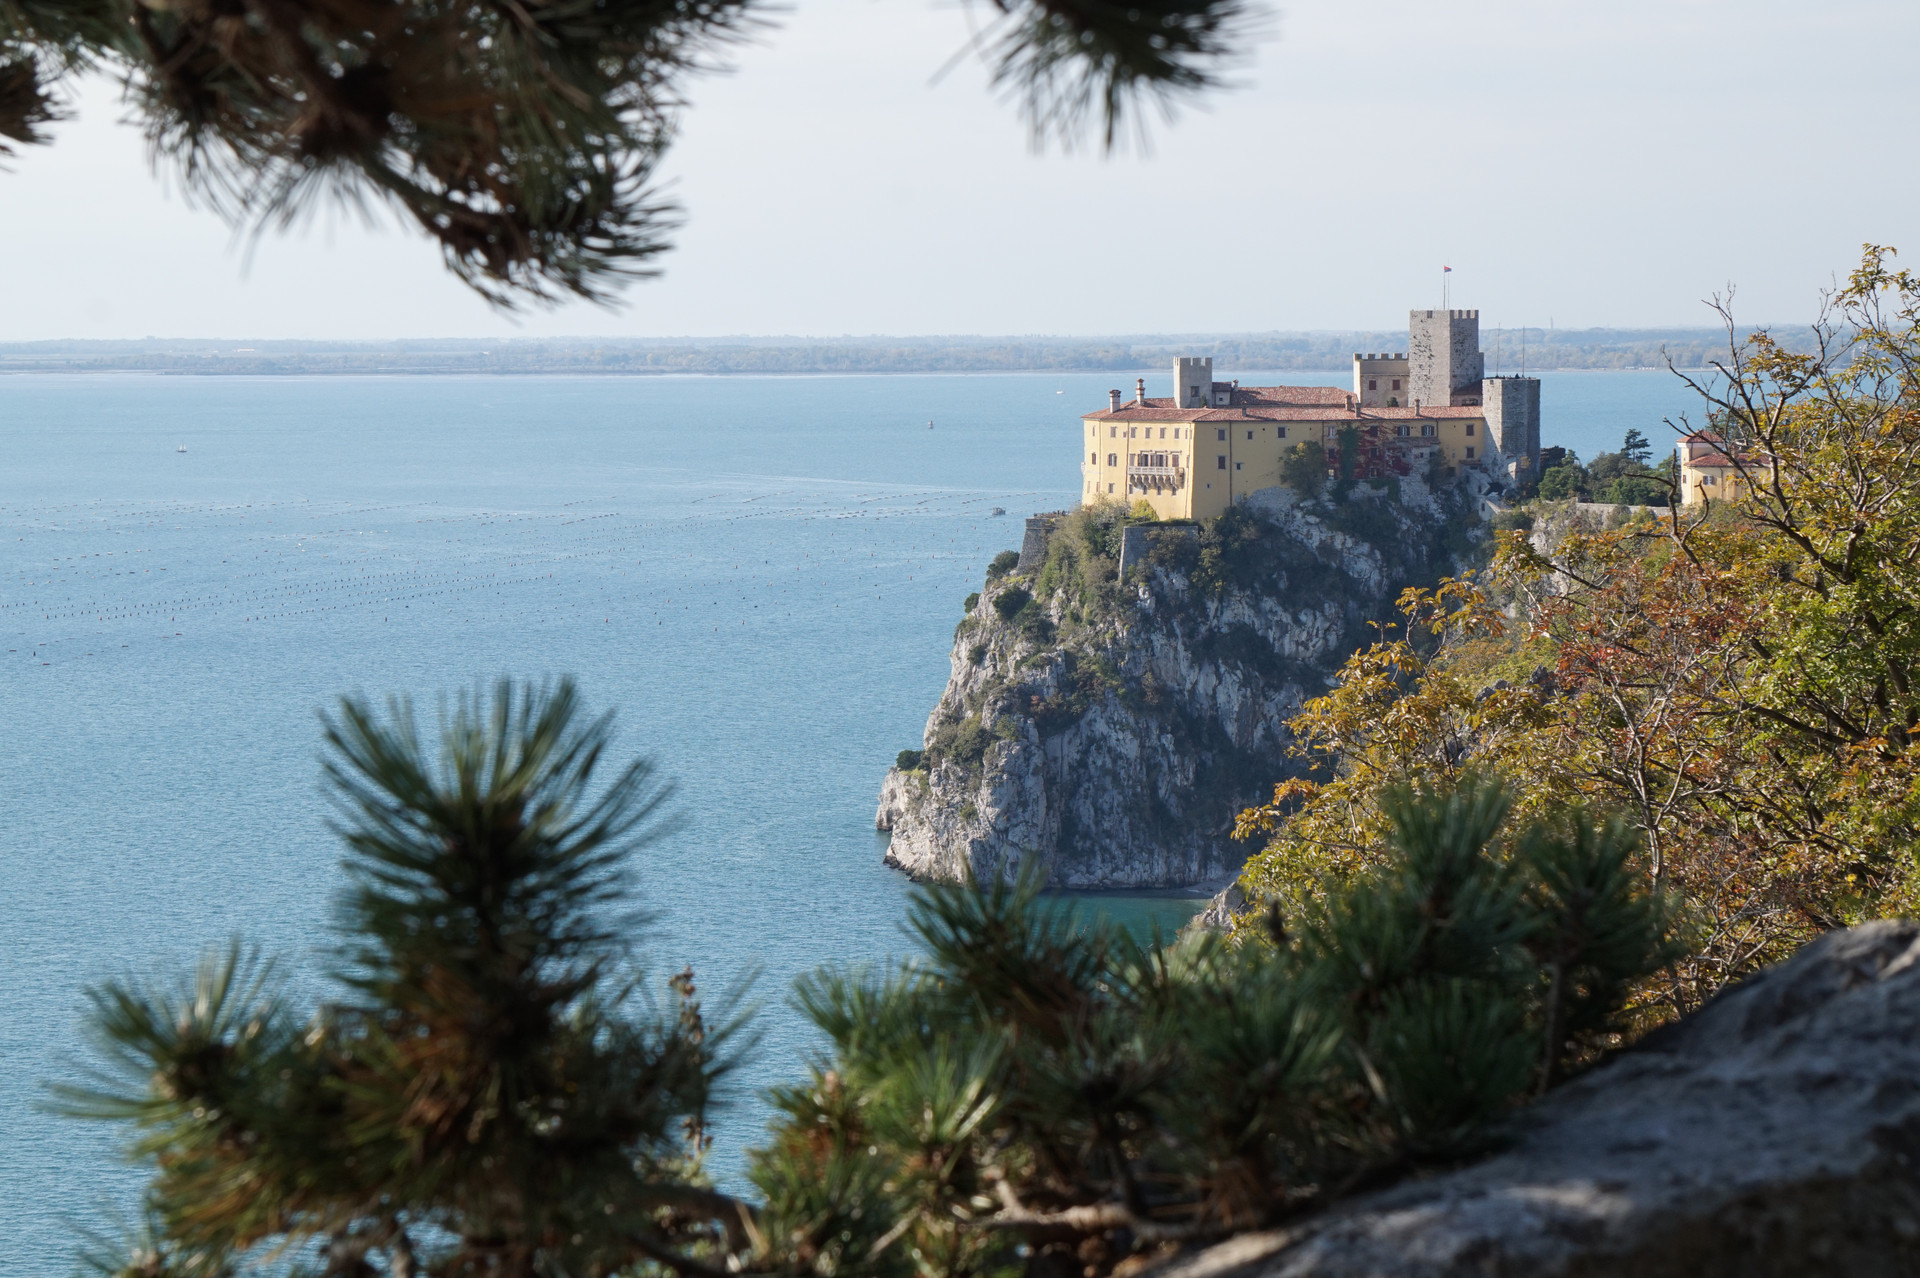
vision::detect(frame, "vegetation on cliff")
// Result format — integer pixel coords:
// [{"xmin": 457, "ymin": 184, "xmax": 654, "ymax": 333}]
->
[{"xmin": 1233, "ymin": 245, "xmax": 1920, "ymax": 1019}]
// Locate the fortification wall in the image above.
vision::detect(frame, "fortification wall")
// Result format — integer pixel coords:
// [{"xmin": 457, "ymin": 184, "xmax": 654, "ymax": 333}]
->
[
  {"xmin": 1017, "ymin": 510, "xmax": 1068, "ymax": 573},
  {"xmin": 1353, "ymin": 352, "xmax": 1410, "ymax": 407},
  {"xmin": 1483, "ymin": 376, "xmax": 1541, "ymax": 474}
]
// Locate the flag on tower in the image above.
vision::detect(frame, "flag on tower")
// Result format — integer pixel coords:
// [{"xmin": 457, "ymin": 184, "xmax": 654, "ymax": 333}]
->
[{"xmin": 1443, "ymin": 265, "xmax": 1452, "ymax": 273}]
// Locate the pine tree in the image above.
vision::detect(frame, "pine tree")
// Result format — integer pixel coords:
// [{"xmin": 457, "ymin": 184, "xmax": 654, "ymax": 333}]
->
[
  {"xmin": 64, "ymin": 682, "xmax": 1674, "ymax": 1278},
  {"xmin": 751, "ymin": 775, "xmax": 1679, "ymax": 1278},
  {"xmin": 62, "ymin": 679, "xmax": 748, "ymax": 1278},
  {"xmin": 0, "ymin": 0, "xmax": 1257, "ymax": 305}
]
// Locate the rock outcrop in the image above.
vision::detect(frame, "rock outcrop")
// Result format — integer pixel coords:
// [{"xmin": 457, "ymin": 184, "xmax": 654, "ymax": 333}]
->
[
  {"xmin": 1148, "ymin": 918, "xmax": 1920, "ymax": 1278},
  {"xmin": 876, "ymin": 481, "xmax": 1477, "ymax": 888}
]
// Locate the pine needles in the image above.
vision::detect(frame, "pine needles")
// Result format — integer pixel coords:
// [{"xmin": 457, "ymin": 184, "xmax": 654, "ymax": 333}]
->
[
  {"xmin": 0, "ymin": 0, "xmax": 1261, "ymax": 302},
  {"xmin": 753, "ymin": 775, "xmax": 1679, "ymax": 1278},
  {"xmin": 60, "ymin": 678, "xmax": 742, "ymax": 1278},
  {"xmin": 60, "ymin": 684, "xmax": 1671, "ymax": 1278}
]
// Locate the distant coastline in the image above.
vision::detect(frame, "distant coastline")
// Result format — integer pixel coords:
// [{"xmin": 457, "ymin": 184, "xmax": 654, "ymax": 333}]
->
[{"xmin": 0, "ymin": 329, "xmax": 1805, "ymax": 377}]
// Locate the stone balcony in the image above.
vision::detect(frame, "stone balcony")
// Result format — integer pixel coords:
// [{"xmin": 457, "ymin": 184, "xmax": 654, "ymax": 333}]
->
[{"xmin": 1127, "ymin": 462, "xmax": 1186, "ymax": 492}]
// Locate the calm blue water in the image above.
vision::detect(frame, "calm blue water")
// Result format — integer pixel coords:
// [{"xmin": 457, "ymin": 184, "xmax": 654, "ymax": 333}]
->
[{"xmin": 0, "ymin": 367, "xmax": 1700, "ymax": 1271}]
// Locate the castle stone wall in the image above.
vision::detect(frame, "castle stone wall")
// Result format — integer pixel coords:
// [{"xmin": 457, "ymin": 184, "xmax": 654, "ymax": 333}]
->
[
  {"xmin": 1409, "ymin": 309, "xmax": 1484, "ymax": 407},
  {"xmin": 1483, "ymin": 376, "xmax": 1541, "ymax": 476},
  {"xmin": 1175, "ymin": 357, "xmax": 1213, "ymax": 409},
  {"xmin": 1017, "ymin": 510, "xmax": 1068, "ymax": 573},
  {"xmin": 1353, "ymin": 352, "xmax": 1411, "ymax": 407}
]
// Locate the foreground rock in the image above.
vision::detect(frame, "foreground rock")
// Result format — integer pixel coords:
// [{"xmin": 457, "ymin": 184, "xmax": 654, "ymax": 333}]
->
[
  {"xmin": 876, "ymin": 483, "xmax": 1477, "ymax": 888},
  {"xmin": 1152, "ymin": 919, "xmax": 1920, "ymax": 1278}
]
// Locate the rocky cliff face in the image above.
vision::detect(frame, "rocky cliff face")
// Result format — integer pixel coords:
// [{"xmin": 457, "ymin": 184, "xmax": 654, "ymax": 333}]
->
[{"xmin": 876, "ymin": 480, "xmax": 1479, "ymax": 888}]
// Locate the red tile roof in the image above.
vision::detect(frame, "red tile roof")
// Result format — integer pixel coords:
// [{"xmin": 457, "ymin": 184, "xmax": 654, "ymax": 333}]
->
[
  {"xmin": 1233, "ymin": 385, "xmax": 1353, "ymax": 407},
  {"xmin": 1083, "ymin": 382, "xmax": 1493, "ymax": 423},
  {"xmin": 1685, "ymin": 451, "xmax": 1752, "ymax": 469}
]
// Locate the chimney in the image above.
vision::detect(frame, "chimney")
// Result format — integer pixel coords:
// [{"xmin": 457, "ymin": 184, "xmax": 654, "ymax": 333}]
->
[
  {"xmin": 1135, "ymin": 378, "xmax": 1147, "ymax": 406},
  {"xmin": 1108, "ymin": 389, "xmax": 1122, "ymax": 412}
]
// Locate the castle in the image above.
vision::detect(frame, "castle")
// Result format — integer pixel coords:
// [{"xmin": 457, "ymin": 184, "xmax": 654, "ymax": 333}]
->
[{"xmin": 1081, "ymin": 309, "xmax": 1541, "ymax": 522}]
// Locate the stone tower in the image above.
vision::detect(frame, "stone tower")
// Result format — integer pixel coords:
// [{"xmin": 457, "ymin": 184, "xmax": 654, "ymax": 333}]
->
[
  {"xmin": 1483, "ymin": 376, "xmax": 1541, "ymax": 477},
  {"xmin": 1408, "ymin": 309, "xmax": 1485, "ymax": 407},
  {"xmin": 1174, "ymin": 357, "xmax": 1214, "ymax": 409}
]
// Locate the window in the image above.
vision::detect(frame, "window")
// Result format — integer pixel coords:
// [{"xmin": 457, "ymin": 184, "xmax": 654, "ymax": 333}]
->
[
  {"xmin": 1278, "ymin": 427, "xmax": 1287, "ymax": 439},
  {"xmin": 1466, "ymin": 421, "xmax": 1476, "ymax": 436},
  {"xmin": 1089, "ymin": 452, "xmax": 1096, "ymax": 464},
  {"xmin": 1465, "ymin": 446, "xmax": 1475, "ymax": 459},
  {"xmin": 1189, "ymin": 384, "xmax": 1201, "ymax": 400},
  {"xmin": 1235, "ymin": 461, "xmax": 1243, "ymax": 470},
  {"xmin": 1129, "ymin": 428, "xmax": 1137, "ymax": 438},
  {"xmin": 1110, "ymin": 426, "xmax": 1117, "ymax": 438},
  {"xmin": 1107, "ymin": 453, "xmax": 1117, "ymax": 466},
  {"xmin": 1217, "ymin": 429, "xmax": 1227, "ymax": 441},
  {"xmin": 1397, "ymin": 424, "xmax": 1408, "ymax": 437},
  {"xmin": 1422, "ymin": 423, "xmax": 1435, "ymax": 437},
  {"xmin": 1159, "ymin": 428, "xmax": 1167, "ymax": 439},
  {"xmin": 1108, "ymin": 483, "xmax": 1114, "ymax": 493},
  {"xmin": 1174, "ymin": 429, "xmax": 1181, "ymax": 439},
  {"xmin": 1246, "ymin": 430, "xmax": 1254, "ymax": 441},
  {"xmin": 1368, "ymin": 379, "xmax": 1377, "ymax": 390},
  {"xmin": 1392, "ymin": 379, "xmax": 1401, "ymax": 390},
  {"xmin": 1217, "ymin": 456, "xmax": 1227, "ymax": 470}
]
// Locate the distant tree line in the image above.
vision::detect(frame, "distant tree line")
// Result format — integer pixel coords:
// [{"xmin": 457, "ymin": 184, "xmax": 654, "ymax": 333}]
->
[{"xmin": 0, "ymin": 331, "xmax": 1814, "ymax": 377}]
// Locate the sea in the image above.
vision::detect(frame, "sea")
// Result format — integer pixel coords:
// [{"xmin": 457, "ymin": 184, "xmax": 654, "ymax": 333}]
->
[{"xmin": 0, "ymin": 367, "xmax": 1700, "ymax": 1271}]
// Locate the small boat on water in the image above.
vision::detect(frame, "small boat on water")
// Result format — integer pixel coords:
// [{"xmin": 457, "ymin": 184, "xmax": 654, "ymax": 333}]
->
[
  {"xmin": 926, "ymin": 420, "xmax": 934, "ymax": 429},
  {"xmin": 990, "ymin": 507, "xmax": 1006, "ymax": 516},
  {"xmin": 176, "ymin": 445, "xmax": 187, "ymax": 453}
]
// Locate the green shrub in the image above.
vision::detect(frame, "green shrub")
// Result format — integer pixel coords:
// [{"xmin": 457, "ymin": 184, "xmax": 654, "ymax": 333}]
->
[
  {"xmin": 968, "ymin": 643, "xmax": 988, "ymax": 666},
  {"xmin": 935, "ymin": 714, "xmax": 993, "ymax": 770},
  {"xmin": 1492, "ymin": 509, "xmax": 1535, "ymax": 532},
  {"xmin": 1030, "ymin": 498, "xmax": 1129, "ymax": 618},
  {"xmin": 895, "ymin": 748, "xmax": 925, "ymax": 771},
  {"xmin": 1537, "ymin": 464, "xmax": 1582, "ymax": 501},
  {"xmin": 1600, "ymin": 475, "xmax": 1670, "ymax": 507},
  {"xmin": 963, "ymin": 591, "xmax": 980, "ymax": 612},
  {"xmin": 986, "ymin": 549, "xmax": 1021, "ymax": 580},
  {"xmin": 1281, "ymin": 441, "xmax": 1327, "ymax": 497},
  {"xmin": 1193, "ymin": 502, "xmax": 1266, "ymax": 595},
  {"xmin": 992, "ymin": 586, "xmax": 1031, "ymax": 621},
  {"xmin": 754, "ymin": 777, "xmax": 1677, "ymax": 1277}
]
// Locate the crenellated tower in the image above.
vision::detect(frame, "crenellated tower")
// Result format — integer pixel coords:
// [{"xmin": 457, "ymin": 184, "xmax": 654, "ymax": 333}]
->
[{"xmin": 1408, "ymin": 309, "xmax": 1485, "ymax": 408}]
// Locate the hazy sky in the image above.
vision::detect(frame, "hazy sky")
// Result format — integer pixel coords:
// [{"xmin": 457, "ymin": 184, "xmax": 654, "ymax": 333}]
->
[{"xmin": 4, "ymin": 0, "xmax": 1915, "ymax": 340}]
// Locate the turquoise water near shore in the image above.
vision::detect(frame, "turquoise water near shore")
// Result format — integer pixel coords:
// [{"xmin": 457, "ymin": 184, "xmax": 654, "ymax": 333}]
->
[{"xmin": 0, "ymin": 368, "xmax": 1697, "ymax": 1270}]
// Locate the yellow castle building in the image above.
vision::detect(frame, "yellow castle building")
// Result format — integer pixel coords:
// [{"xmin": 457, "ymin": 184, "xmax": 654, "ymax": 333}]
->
[
  {"xmin": 1676, "ymin": 430, "xmax": 1760, "ymax": 505},
  {"xmin": 1081, "ymin": 309, "xmax": 1541, "ymax": 522}
]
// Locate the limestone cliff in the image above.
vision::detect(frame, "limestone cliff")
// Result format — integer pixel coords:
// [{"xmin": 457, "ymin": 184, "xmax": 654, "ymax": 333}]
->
[{"xmin": 876, "ymin": 479, "xmax": 1482, "ymax": 888}]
